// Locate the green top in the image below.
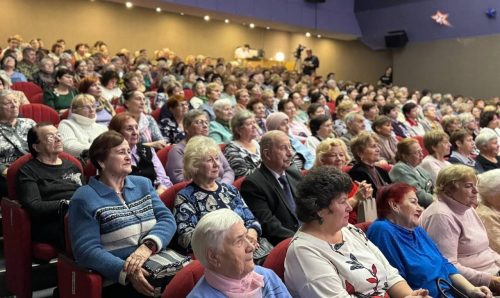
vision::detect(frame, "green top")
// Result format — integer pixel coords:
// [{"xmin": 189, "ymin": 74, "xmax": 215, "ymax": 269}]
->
[{"xmin": 43, "ymin": 89, "xmax": 77, "ymax": 111}]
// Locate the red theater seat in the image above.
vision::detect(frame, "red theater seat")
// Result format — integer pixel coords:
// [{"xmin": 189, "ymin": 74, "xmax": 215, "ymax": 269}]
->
[
  {"xmin": 20, "ymin": 103, "xmax": 60, "ymax": 125},
  {"xmin": 162, "ymin": 260, "xmax": 204, "ymax": 298},
  {"xmin": 11, "ymin": 82, "xmax": 43, "ymax": 101}
]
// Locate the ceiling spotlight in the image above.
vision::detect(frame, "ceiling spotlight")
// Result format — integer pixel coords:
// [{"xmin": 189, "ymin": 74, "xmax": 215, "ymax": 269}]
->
[
  {"xmin": 249, "ymin": 23, "xmax": 255, "ymax": 29},
  {"xmin": 275, "ymin": 52, "xmax": 285, "ymax": 62},
  {"xmin": 266, "ymin": 26, "xmax": 270, "ymax": 30},
  {"xmin": 224, "ymin": 19, "xmax": 229, "ymax": 23},
  {"xmin": 125, "ymin": 1, "xmax": 133, "ymax": 8},
  {"xmin": 317, "ymin": 34, "xmax": 322, "ymax": 38},
  {"xmin": 305, "ymin": 32, "xmax": 311, "ymax": 37},
  {"xmin": 156, "ymin": 7, "xmax": 161, "ymax": 12},
  {"xmin": 180, "ymin": 12, "xmax": 184, "ymax": 16},
  {"xmin": 204, "ymin": 15, "xmax": 210, "ymax": 21}
]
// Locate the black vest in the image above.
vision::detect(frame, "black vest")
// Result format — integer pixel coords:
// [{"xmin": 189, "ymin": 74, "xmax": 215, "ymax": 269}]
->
[{"xmin": 131, "ymin": 144, "xmax": 157, "ymax": 185}]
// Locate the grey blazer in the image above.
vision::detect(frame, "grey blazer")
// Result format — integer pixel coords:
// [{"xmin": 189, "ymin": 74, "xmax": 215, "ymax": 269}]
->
[{"xmin": 389, "ymin": 161, "xmax": 434, "ymax": 208}]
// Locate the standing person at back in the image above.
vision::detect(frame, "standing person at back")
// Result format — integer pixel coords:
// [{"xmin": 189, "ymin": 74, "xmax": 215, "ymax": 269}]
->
[{"xmin": 240, "ymin": 130, "xmax": 302, "ymax": 245}]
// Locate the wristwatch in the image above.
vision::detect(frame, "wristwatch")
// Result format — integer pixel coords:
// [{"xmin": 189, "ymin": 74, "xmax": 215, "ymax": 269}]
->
[{"xmin": 143, "ymin": 239, "xmax": 157, "ymax": 254}]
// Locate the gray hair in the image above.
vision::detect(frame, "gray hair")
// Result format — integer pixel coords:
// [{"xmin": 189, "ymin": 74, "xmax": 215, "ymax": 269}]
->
[
  {"xmin": 191, "ymin": 209, "xmax": 243, "ymax": 267},
  {"xmin": 0, "ymin": 89, "xmax": 13, "ymax": 100},
  {"xmin": 260, "ymin": 130, "xmax": 288, "ymax": 156},
  {"xmin": 183, "ymin": 109, "xmax": 206, "ymax": 129},
  {"xmin": 422, "ymin": 103, "xmax": 436, "ymax": 114},
  {"xmin": 183, "ymin": 136, "xmax": 220, "ymax": 180},
  {"xmin": 477, "ymin": 169, "xmax": 500, "ymax": 202},
  {"xmin": 231, "ymin": 110, "xmax": 255, "ymax": 140},
  {"xmin": 213, "ymin": 98, "xmax": 232, "ymax": 113},
  {"xmin": 344, "ymin": 111, "xmax": 362, "ymax": 125},
  {"xmin": 475, "ymin": 130, "xmax": 497, "ymax": 149}
]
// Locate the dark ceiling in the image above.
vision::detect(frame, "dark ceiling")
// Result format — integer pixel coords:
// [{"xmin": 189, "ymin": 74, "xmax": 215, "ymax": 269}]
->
[{"xmin": 354, "ymin": 0, "xmax": 432, "ymax": 12}]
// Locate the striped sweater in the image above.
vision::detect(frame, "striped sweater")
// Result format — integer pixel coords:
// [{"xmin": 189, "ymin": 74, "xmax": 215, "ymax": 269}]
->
[{"xmin": 69, "ymin": 175, "xmax": 176, "ymax": 284}]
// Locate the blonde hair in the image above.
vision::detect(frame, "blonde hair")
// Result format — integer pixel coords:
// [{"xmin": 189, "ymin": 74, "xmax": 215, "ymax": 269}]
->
[
  {"xmin": 183, "ymin": 136, "xmax": 220, "ymax": 180},
  {"xmin": 350, "ymin": 132, "xmax": 380, "ymax": 162},
  {"xmin": 423, "ymin": 129, "xmax": 448, "ymax": 155},
  {"xmin": 314, "ymin": 138, "xmax": 351, "ymax": 167},
  {"xmin": 435, "ymin": 164, "xmax": 476, "ymax": 195},
  {"xmin": 71, "ymin": 94, "xmax": 95, "ymax": 110}
]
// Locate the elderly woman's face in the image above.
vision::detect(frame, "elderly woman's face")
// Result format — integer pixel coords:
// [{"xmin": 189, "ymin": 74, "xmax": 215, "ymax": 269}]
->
[
  {"xmin": 278, "ymin": 118, "xmax": 290, "ymax": 134},
  {"xmin": 448, "ymin": 179, "xmax": 478, "ymax": 207},
  {"xmin": 487, "ymin": 115, "xmax": 499, "ymax": 129},
  {"xmin": 424, "ymin": 106, "xmax": 436, "ymax": 120},
  {"xmin": 3, "ymin": 56, "xmax": 15, "ymax": 69},
  {"xmin": 376, "ymin": 121, "xmax": 393, "ymax": 137},
  {"xmin": 251, "ymin": 102, "xmax": 266, "ymax": 119},
  {"xmin": 0, "ymin": 95, "xmax": 19, "ymax": 120},
  {"xmin": 120, "ymin": 118, "xmax": 139, "ymax": 147},
  {"xmin": 74, "ymin": 99, "xmax": 97, "ymax": 119},
  {"xmin": 41, "ymin": 61, "xmax": 54, "ymax": 73},
  {"xmin": 237, "ymin": 91, "xmax": 250, "ymax": 106},
  {"xmin": 482, "ymin": 138, "xmax": 500, "ymax": 156},
  {"xmin": 187, "ymin": 115, "xmax": 209, "ymax": 137},
  {"xmin": 197, "ymin": 153, "xmax": 220, "ymax": 182},
  {"xmin": 101, "ymin": 139, "xmax": 132, "ymax": 176},
  {"xmin": 283, "ymin": 102, "xmax": 296, "ymax": 119},
  {"xmin": 34, "ymin": 125, "xmax": 63, "ymax": 156},
  {"xmin": 216, "ymin": 104, "xmax": 233, "ymax": 122},
  {"xmin": 215, "ymin": 221, "xmax": 255, "ymax": 279},
  {"xmin": 172, "ymin": 101, "xmax": 189, "ymax": 118},
  {"xmin": 391, "ymin": 191, "xmax": 422, "ymax": 229},
  {"xmin": 433, "ymin": 137, "xmax": 451, "ymax": 157},
  {"xmin": 195, "ymin": 83, "xmax": 206, "ymax": 96},
  {"xmin": 457, "ymin": 135, "xmax": 474, "ymax": 154},
  {"xmin": 125, "ymin": 92, "xmax": 146, "ymax": 114},
  {"xmin": 319, "ymin": 192, "xmax": 352, "ymax": 231},
  {"xmin": 58, "ymin": 74, "xmax": 74, "ymax": 88},
  {"xmin": 312, "ymin": 107, "xmax": 326, "ymax": 117},
  {"xmin": 405, "ymin": 142, "xmax": 424, "ymax": 167},
  {"xmin": 359, "ymin": 139, "xmax": 380, "ymax": 165},
  {"xmin": 321, "ymin": 145, "xmax": 347, "ymax": 169},
  {"xmin": 87, "ymin": 82, "xmax": 102, "ymax": 98},
  {"xmin": 237, "ymin": 117, "xmax": 258, "ymax": 141},
  {"xmin": 208, "ymin": 86, "xmax": 221, "ymax": 101}
]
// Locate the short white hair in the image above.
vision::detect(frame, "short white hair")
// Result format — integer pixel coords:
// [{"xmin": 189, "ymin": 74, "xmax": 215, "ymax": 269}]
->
[
  {"xmin": 191, "ymin": 209, "xmax": 243, "ymax": 267},
  {"xmin": 475, "ymin": 130, "xmax": 497, "ymax": 149},
  {"xmin": 477, "ymin": 169, "xmax": 500, "ymax": 202},
  {"xmin": 213, "ymin": 98, "xmax": 232, "ymax": 113}
]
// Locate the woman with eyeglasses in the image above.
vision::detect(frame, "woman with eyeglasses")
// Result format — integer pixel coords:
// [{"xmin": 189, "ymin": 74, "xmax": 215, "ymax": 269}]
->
[
  {"xmin": 78, "ymin": 76, "xmax": 115, "ymax": 126},
  {"xmin": 58, "ymin": 94, "xmax": 108, "ymax": 157},
  {"xmin": 18, "ymin": 123, "xmax": 83, "ymax": 249}
]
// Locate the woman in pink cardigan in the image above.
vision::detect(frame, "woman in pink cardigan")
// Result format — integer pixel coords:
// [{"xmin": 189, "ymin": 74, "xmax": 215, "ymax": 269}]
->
[{"xmin": 420, "ymin": 165, "xmax": 500, "ymax": 294}]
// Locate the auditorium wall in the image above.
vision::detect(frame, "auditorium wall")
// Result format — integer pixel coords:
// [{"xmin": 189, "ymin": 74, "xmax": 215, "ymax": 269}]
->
[{"xmin": 0, "ymin": 0, "xmax": 391, "ymax": 84}]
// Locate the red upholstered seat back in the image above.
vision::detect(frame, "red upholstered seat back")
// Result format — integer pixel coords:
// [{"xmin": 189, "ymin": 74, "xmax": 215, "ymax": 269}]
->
[
  {"xmin": 262, "ymin": 238, "xmax": 292, "ymax": 281},
  {"xmin": 159, "ymin": 181, "xmax": 190, "ymax": 210},
  {"xmin": 11, "ymin": 82, "xmax": 43, "ymax": 101},
  {"xmin": 20, "ymin": 103, "xmax": 60, "ymax": 125},
  {"xmin": 162, "ymin": 260, "xmax": 204, "ymax": 298}
]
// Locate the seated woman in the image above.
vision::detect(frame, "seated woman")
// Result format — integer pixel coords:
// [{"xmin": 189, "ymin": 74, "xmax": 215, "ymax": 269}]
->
[
  {"xmin": 1, "ymin": 54, "xmax": 27, "ymax": 83},
  {"xmin": 58, "ymin": 94, "xmax": 108, "ymax": 157},
  {"xmin": 367, "ymin": 183, "xmax": 492, "ymax": 298},
  {"xmin": 166, "ymin": 109, "xmax": 234, "ymax": 184},
  {"xmin": 475, "ymin": 130, "xmax": 500, "ymax": 172},
  {"xmin": 314, "ymin": 138, "xmax": 373, "ymax": 224},
  {"xmin": 442, "ymin": 114, "xmax": 462, "ymax": 137},
  {"xmin": 266, "ymin": 112, "xmax": 314, "ymax": 170},
  {"xmin": 0, "ymin": 90, "xmax": 36, "ymax": 196},
  {"xmin": 208, "ymin": 98, "xmax": 233, "ymax": 144},
  {"xmin": 159, "ymin": 95, "xmax": 188, "ymax": 144},
  {"xmin": 402, "ymin": 102, "xmax": 425, "ymax": 137},
  {"xmin": 43, "ymin": 68, "xmax": 77, "ymax": 115},
  {"xmin": 189, "ymin": 80, "xmax": 207, "ymax": 110},
  {"xmin": 100, "ymin": 70, "xmax": 122, "ymax": 102},
  {"xmin": 247, "ymin": 98, "xmax": 267, "ymax": 136},
  {"xmin": 123, "ymin": 90, "xmax": 166, "ymax": 150},
  {"xmin": 32, "ymin": 57, "xmax": 56, "ymax": 92},
  {"xmin": 200, "ymin": 82, "xmax": 221, "ymax": 121},
  {"xmin": 477, "ymin": 169, "xmax": 500, "ymax": 254},
  {"xmin": 348, "ymin": 131, "xmax": 392, "ymax": 197},
  {"xmin": 18, "ymin": 123, "xmax": 83, "ymax": 248},
  {"xmin": 0, "ymin": 71, "xmax": 29, "ymax": 106},
  {"xmin": 305, "ymin": 114, "xmax": 334, "ymax": 158},
  {"xmin": 278, "ymin": 99, "xmax": 311, "ymax": 142},
  {"xmin": 223, "ymin": 110, "xmax": 261, "ymax": 179},
  {"xmin": 188, "ymin": 209, "xmax": 290, "ymax": 298},
  {"xmin": 69, "ymin": 131, "xmax": 176, "ymax": 297},
  {"xmin": 420, "ymin": 165, "xmax": 500, "ymax": 293},
  {"xmin": 389, "ymin": 138, "xmax": 434, "ymax": 208},
  {"xmin": 372, "ymin": 115, "xmax": 398, "ymax": 164},
  {"xmin": 109, "ymin": 113, "xmax": 172, "ymax": 195},
  {"xmin": 419, "ymin": 129, "xmax": 452, "ymax": 184},
  {"xmin": 174, "ymin": 136, "xmax": 261, "ymax": 252},
  {"xmin": 285, "ymin": 166, "xmax": 431, "ymax": 298},
  {"xmin": 78, "ymin": 76, "xmax": 115, "ymax": 126},
  {"xmin": 448, "ymin": 129, "xmax": 481, "ymax": 171}
]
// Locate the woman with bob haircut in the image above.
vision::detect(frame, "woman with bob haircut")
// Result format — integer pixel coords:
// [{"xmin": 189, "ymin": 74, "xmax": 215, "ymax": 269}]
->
[
  {"xmin": 475, "ymin": 130, "xmax": 500, "ymax": 172},
  {"xmin": 188, "ymin": 209, "xmax": 290, "ymax": 297},
  {"xmin": 69, "ymin": 131, "xmax": 176, "ymax": 297},
  {"xmin": 419, "ymin": 129, "xmax": 452, "ymax": 184},
  {"xmin": 476, "ymin": 169, "xmax": 500, "ymax": 254},
  {"xmin": 223, "ymin": 110, "xmax": 261, "ymax": 179},
  {"xmin": 314, "ymin": 138, "xmax": 373, "ymax": 224},
  {"xmin": 367, "ymin": 183, "xmax": 492, "ymax": 298},
  {"xmin": 208, "ymin": 98, "xmax": 233, "ymax": 144},
  {"xmin": 348, "ymin": 131, "xmax": 392, "ymax": 197},
  {"xmin": 285, "ymin": 166, "xmax": 430, "ymax": 298},
  {"xmin": 420, "ymin": 165, "xmax": 500, "ymax": 294},
  {"xmin": 174, "ymin": 136, "xmax": 260, "ymax": 252},
  {"xmin": 78, "ymin": 76, "xmax": 115, "ymax": 125},
  {"xmin": 305, "ymin": 114, "xmax": 334, "ymax": 157},
  {"xmin": 448, "ymin": 129, "xmax": 480, "ymax": 171},
  {"xmin": 389, "ymin": 138, "xmax": 434, "ymax": 208}
]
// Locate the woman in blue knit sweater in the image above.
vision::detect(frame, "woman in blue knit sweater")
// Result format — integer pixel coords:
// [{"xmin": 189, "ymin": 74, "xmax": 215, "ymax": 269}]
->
[{"xmin": 69, "ymin": 131, "xmax": 176, "ymax": 297}]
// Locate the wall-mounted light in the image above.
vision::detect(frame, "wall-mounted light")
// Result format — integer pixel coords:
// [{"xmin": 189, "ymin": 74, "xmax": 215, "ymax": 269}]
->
[
  {"xmin": 224, "ymin": 19, "xmax": 230, "ymax": 23},
  {"xmin": 275, "ymin": 52, "xmax": 285, "ymax": 62},
  {"xmin": 155, "ymin": 7, "xmax": 161, "ymax": 13},
  {"xmin": 317, "ymin": 34, "xmax": 322, "ymax": 38},
  {"xmin": 305, "ymin": 32, "xmax": 311, "ymax": 38},
  {"xmin": 266, "ymin": 26, "xmax": 270, "ymax": 30},
  {"xmin": 180, "ymin": 12, "xmax": 184, "ymax": 16},
  {"xmin": 204, "ymin": 15, "xmax": 210, "ymax": 21},
  {"xmin": 125, "ymin": 2, "xmax": 133, "ymax": 8},
  {"xmin": 249, "ymin": 23, "xmax": 255, "ymax": 29}
]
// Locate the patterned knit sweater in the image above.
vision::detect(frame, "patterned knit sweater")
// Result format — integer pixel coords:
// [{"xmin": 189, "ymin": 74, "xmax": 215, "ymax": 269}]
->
[{"xmin": 69, "ymin": 175, "xmax": 176, "ymax": 284}]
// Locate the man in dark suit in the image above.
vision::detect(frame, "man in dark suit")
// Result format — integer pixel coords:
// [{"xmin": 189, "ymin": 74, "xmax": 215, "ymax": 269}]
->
[{"xmin": 240, "ymin": 130, "xmax": 302, "ymax": 245}]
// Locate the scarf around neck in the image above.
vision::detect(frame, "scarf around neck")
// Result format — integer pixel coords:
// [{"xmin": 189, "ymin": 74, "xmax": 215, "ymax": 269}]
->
[{"xmin": 204, "ymin": 268, "xmax": 264, "ymax": 298}]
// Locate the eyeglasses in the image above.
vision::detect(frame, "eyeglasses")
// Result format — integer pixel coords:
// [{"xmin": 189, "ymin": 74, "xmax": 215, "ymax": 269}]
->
[
  {"xmin": 77, "ymin": 104, "xmax": 97, "ymax": 111},
  {"xmin": 46, "ymin": 133, "xmax": 63, "ymax": 143},
  {"xmin": 192, "ymin": 119, "xmax": 209, "ymax": 126}
]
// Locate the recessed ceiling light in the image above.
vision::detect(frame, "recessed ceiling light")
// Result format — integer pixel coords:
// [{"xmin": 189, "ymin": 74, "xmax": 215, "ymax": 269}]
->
[
  {"xmin": 249, "ymin": 23, "xmax": 255, "ymax": 29},
  {"xmin": 156, "ymin": 7, "xmax": 161, "ymax": 12},
  {"xmin": 204, "ymin": 15, "xmax": 210, "ymax": 21},
  {"xmin": 125, "ymin": 2, "xmax": 133, "ymax": 8},
  {"xmin": 305, "ymin": 32, "xmax": 311, "ymax": 37},
  {"xmin": 225, "ymin": 19, "xmax": 230, "ymax": 23}
]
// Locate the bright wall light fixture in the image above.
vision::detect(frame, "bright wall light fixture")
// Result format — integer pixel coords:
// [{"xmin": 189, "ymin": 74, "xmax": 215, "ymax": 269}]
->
[
  {"xmin": 266, "ymin": 26, "xmax": 270, "ymax": 30},
  {"xmin": 305, "ymin": 32, "xmax": 311, "ymax": 38},
  {"xmin": 156, "ymin": 7, "xmax": 161, "ymax": 12},
  {"xmin": 180, "ymin": 12, "xmax": 184, "ymax": 16},
  {"xmin": 249, "ymin": 23, "xmax": 255, "ymax": 29},
  {"xmin": 204, "ymin": 15, "xmax": 210, "ymax": 21},
  {"xmin": 317, "ymin": 34, "xmax": 322, "ymax": 38},
  {"xmin": 125, "ymin": 2, "xmax": 133, "ymax": 8},
  {"xmin": 225, "ymin": 19, "xmax": 230, "ymax": 23},
  {"xmin": 275, "ymin": 52, "xmax": 285, "ymax": 62}
]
